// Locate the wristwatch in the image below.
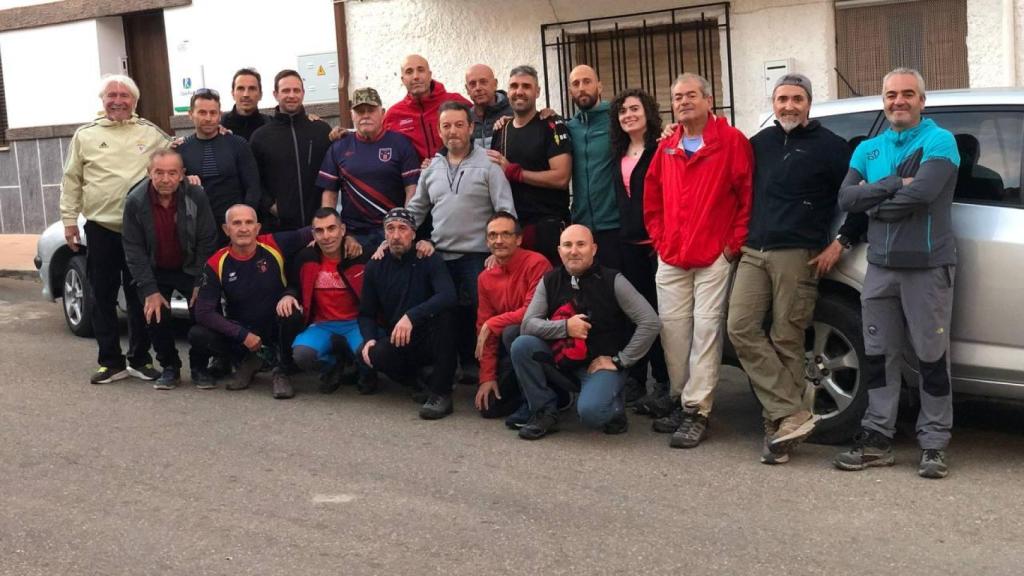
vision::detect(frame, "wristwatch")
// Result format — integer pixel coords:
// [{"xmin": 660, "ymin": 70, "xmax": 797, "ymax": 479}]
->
[
  {"xmin": 611, "ymin": 354, "xmax": 626, "ymax": 371},
  {"xmin": 835, "ymin": 234, "xmax": 853, "ymax": 250}
]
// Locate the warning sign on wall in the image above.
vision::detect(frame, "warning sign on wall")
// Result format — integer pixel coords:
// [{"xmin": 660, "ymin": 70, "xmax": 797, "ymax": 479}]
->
[{"xmin": 317, "ymin": 65, "xmax": 326, "ymax": 76}]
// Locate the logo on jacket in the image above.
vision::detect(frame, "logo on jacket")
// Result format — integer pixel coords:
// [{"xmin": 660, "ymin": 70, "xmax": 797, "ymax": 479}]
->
[
  {"xmin": 379, "ymin": 148, "xmax": 393, "ymax": 162},
  {"xmin": 867, "ymin": 149, "xmax": 880, "ymax": 161},
  {"xmin": 136, "ymin": 142, "xmax": 147, "ymax": 153},
  {"xmin": 99, "ymin": 142, "xmax": 109, "ymax": 149},
  {"xmin": 256, "ymin": 259, "xmax": 269, "ymax": 273}
]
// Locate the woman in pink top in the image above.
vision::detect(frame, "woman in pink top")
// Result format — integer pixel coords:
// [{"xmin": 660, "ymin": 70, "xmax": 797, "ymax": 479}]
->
[{"xmin": 608, "ymin": 88, "xmax": 670, "ymax": 416}]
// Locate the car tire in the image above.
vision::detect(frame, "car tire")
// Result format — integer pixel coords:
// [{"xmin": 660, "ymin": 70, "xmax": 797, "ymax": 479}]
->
[
  {"xmin": 63, "ymin": 255, "xmax": 94, "ymax": 338},
  {"xmin": 805, "ymin": 292, "xmax": 868, "ymax": 445}
]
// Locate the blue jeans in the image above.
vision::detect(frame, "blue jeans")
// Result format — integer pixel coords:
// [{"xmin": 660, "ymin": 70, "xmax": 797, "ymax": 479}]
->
[
  {"xmin": 444, "ymin": 252, "xmax": 487, "ymax": 364},
  {"xmin": 510, "ymin": 334, "xmax": 626, "ymax": 428},
  {"xmin": 292, "ymin": 320, "xmax": 363, "ymax": 370}
]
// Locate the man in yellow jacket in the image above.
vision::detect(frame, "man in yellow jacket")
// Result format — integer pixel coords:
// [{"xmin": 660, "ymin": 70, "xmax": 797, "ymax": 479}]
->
[{"xmin": 60, "ymin": 74, "xmax": 172, "ymax": 385}]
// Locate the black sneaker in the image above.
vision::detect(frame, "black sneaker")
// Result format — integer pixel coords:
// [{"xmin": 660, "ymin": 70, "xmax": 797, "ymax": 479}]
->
[
  {"xmin": 128, "ymin": 362, "xmax": 161, "ymax": 381},
  {"xmin": 271, "ymin": 368, "xmax": 295, "ymax": 399},
  {"xmin": 208, "ymin": 356, "xmax": 232, "ymax": 378},
  {"xmin": 227, "ymin": 353, "xmax": 261, "ymax": 391},
  {"xmin": 419, "ymin": 394, "xmax": 454, "ymax": 420},
  {"xmin": 356, "ymin": 370, "xmax": 379, "ymax": 395},
  {"xmin": 191, "ymin": 369, "xmax": 217, "ymax": 390},
  {"xmin": 623, "ymin": 378, "xmax": 646, "ymax": 407},
  {"xmin": 519, "ymin": 411, "xmax": 559, "ymax": 440},
  {"xmin": 153, "ymin": 366, "xmax": 180, "ymax": 390},
  {"xmin": 318, "ymin": 362, "xmax": 343, "ymax": 395},
  {"xmin": 90, "ymin": 365, "xmax": 128, "ymax": 385},
  {"xmin": 833, "ymin": 428, "xmax": 895, "ymax": 471},
  {"xmin": 635, "ymin": 392, "xmax": 677, "ymax": 418},
  {"xmin": 504, "ymin": 402, "xmax": 531, "ymax": 430},
  {"xmin": 669, "ymin": 410, "xmax": 708, "ymax": 448},
  {"xmin": 918, "ymin": 449, "xmax": 949, "ymax": 479},
  {"xmin": 652, "ymin": 404, "xmax": 684, "ymax": 433},
  {"xmin": 603, "ymin": 413, "xmax": 629, "ymax": 435}
]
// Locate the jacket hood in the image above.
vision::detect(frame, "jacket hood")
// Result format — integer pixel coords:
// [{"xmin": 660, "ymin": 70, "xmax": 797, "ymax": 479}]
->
[
  {"xmin": 573, "ymin": 100, "xmax": 610, "ymax": 120},
  {"xmin": 95, "ymin": 113, "xmax": 141, "ymax": 127},
  {"xmin": 486, "ymin": 90, "xmax": 510, "ymax": 113},
  {"xmin": 399, "ymin": 80, "xmax": 454, "ymax": 108}
]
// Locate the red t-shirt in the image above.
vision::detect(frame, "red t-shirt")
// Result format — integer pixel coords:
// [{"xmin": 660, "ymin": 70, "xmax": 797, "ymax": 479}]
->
[
  {"xmin": 312, "ymin": 256, "xmax": 360, "ymax": 323},
  {"xmin": 150, "ymin": 185, "xmax": 183, "ymax": 270}
]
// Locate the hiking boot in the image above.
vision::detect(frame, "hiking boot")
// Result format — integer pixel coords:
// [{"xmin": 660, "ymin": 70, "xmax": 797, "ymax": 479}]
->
[
  {"xmin": 769, "ymin": 410, "xmax": 821, "ymax": 454},
  {"xmin": 208, "ymin": 356, "xmax": 232, "ymax": 378},
  {"xmin": 918, "ymin": 449, "xmax": 949, "ymax": 479},
  {"xmin": 191, "ymin": 368, "xmax": 217, "ymax": 390},
  {"xmin": 318, "ymin": 363, "xmax": 343, "ymax": 395},
  {"xmin": 603, "ymin": 413, "xmax": 629, "ymax": 435},
  {"xmin": 90, "ymin": 365, "xmax": 128, "ymax": 385},
  {"xmin": 128, "ymin": 361, "xmax": 161, "ymax": 381},
  {"xmin": 419, "ymin": 394, "xmax": 454, "ymax": 420},
  {"xmin": 634, "ymin": 389, "xmax": 673, "ymax": 417},
  {"xmin": 623, "ymin": 378, "xmax": 646, "ymax": 407},
  {"xmin": 652, "ymin": 404, "xmax": 684, "ymax": 433},
  {"xmin": 761, "ymin": 418, "xmax": 790, "ymax": 465},
  {"xmin": 356, "ymin": 370, "xmax": 379, "ymax": 395},
  {"xmin": 271, "ymin": 368, "xmax": 295, "ymax": 399},
  {"xmin": 833, "ymin": 428, "xmax": 895, "ymax": 471},
  {"xmin": 505, "ymin": 402, "xmax": 531, "ymax": 430},
  {"xmin": 227, "ymin": 353, "xmax": 261, "ymax": 391},
  {"xmin": 519, "ymin": 411, "xmax": 559, "ymax": 440},
  {"xmin": 669, "ymin": 410, "xmax": 708, "ymax": 448},
  {"xmin": 153, "ymin": 366, "xmax": 180, "ymax": 390}
]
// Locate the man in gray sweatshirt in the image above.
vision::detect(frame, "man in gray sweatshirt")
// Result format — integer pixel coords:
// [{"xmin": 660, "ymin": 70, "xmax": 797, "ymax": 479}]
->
[{"xmin": 406, "ymin": 100, "xmax": 516, "ymax": 377}]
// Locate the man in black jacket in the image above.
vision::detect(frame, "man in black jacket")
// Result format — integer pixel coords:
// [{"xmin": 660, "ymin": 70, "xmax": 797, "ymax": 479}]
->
[
  {"xmin": 358, "ymin": 208, "xmax": 458, "ymax": 420},
  {"xmin": 122, "ymin": 149, "xmax": 218, "ymax": 390},
  {"xmin": 221, "ymin": 68, "xmax": 273, "ymax": 141},
  {"xmin": 250, "ymin": 69, "xmax": 333, "ymax": 231},
  {"xmin": 726, "ymin": 74, "xmax": 867, "ymax": 464},
  {"xmin": 178, "ymin": 88, "xmax": 261, "ymax": 245}
]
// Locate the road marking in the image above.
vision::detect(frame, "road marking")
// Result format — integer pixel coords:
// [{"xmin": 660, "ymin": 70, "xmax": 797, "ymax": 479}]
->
[{"xmin": 312, "ymin": 493, "xmax": 356, "ymax": 504}]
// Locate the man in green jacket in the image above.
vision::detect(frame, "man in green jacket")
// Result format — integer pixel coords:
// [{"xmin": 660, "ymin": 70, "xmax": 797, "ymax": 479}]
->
[{"xmin": 566, "ymin": 65, "xmax": 621, "ymax": 270}]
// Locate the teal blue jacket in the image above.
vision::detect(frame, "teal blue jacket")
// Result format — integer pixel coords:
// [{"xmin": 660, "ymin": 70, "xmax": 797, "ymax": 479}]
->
[{"xmin": 567, "ymin": 101, "xmax": 619, "ymax": 231}]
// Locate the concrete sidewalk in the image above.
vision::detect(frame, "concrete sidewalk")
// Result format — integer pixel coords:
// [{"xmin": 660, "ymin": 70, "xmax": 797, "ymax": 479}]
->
[{"xmin": 0, "ymin": 234, "xmax": 40, "ymax": 277}]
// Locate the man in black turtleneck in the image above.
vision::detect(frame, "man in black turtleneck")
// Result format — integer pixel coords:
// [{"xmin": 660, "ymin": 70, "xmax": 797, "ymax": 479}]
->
[
  {"xmin": 221, "ymin": 68, "xmax": 273, "ymax": 142},
  {"xmin": 249, "ymin": 69, "xmax": 332, "ymax": 231}
]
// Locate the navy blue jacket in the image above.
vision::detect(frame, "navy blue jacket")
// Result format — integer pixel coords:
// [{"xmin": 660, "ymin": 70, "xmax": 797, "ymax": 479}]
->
[
  {"xmin": 178, "ymin": 133, "xmax": 261, "ymax": 226},
  {"xmin": 358, "ymin": 249, "xmax": 456, "ymax": 340}
]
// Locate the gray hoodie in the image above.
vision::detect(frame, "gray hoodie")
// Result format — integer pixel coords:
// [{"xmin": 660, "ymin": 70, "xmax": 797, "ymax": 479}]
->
[{"xmin": 407, "ymin": 145, "xmax": 516, "ymax": 258}]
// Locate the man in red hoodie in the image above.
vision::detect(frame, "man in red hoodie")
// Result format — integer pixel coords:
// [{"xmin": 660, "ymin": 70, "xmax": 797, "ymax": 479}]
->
[
  {"xmin": 383, "ymin": 54, "xmax": 472, "ymax": 161},
  {"xmin": 643, "ymin": 73, "xmax": 753, "ymax": 449}
]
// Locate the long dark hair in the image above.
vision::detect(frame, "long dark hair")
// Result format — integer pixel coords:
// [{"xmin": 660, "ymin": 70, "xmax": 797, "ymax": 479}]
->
[{"xmin": 609, "ymin": 88, "xmax": 662, "ymax": 159}]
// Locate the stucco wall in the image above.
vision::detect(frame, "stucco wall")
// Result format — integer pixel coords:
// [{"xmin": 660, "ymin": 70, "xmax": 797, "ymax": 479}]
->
[{"xmin": 967, "ymin": 0, "xmax": 1018, "ymax": 87}]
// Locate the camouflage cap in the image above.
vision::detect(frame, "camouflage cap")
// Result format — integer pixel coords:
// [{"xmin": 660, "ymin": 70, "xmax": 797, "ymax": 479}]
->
[{"xmin": 351, "ymin": 87, "xmax": 382, "ymax": 108}]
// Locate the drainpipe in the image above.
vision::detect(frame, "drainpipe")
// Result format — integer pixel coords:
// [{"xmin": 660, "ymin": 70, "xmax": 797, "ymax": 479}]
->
[
  {"xmin": 333, "ymin": 0, "xmax": 352, "ymax": 128},
  {"xmin": 1003, "ymin": 0, "xmax": 1017, "ymax": 85}
]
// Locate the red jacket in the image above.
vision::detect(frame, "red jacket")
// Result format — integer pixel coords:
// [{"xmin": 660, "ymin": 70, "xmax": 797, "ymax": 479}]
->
[
  {"xmin": 288, "ymin": 245, "xmax": 366, "ymax": 326},
  {"xmin": 383, "ymin": 80, "xmax": 471, "ymax": 160},
  {"xmin": 476, "ymin": 248, "xmax": 551, "ymax": 384},
  {"xmin": 643, "ymin": 113, "xmax": 753, "ymax": 269}
]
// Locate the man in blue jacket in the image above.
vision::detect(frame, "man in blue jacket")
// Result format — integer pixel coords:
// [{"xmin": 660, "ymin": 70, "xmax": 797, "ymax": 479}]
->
[
  {"xmin": 358, "ymin": 208, "xmax": 458, "ymax": 420},
  {"xmin": 834, "ymin": 68, "xmax": 959, "ymax": 479}
]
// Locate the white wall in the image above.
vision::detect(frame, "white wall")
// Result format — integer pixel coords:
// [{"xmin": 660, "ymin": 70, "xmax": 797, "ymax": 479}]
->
[
  {"xmin": 0, "ymin": 20, "xmax": 102, "ymax": 128},
  {"xmin": 162, "ymin": 0, "xmax": 336, "ymax": 112},
  {"xmin": 95, "ymin": 16, "xmax": 126, "ymax": 77},
  {"xmin": 967, "ymin": 0, "xmax": 1018, "ymax": 87}
]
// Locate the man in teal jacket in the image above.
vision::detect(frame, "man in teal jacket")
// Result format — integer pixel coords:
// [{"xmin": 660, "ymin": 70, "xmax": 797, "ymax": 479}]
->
[{"xmin": 566, "ymin": 65, "xmax": 622, "ymax": 270}]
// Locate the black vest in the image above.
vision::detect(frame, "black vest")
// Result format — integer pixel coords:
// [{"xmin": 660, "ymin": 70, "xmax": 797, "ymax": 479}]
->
[{"xmin": 542, "ymin": 265, "xmax": 633, "ymax": 359}]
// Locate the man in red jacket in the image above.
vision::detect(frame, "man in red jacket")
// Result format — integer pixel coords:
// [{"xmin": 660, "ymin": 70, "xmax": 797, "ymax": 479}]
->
[
  {"xmin": 474, "ymin": 211, "xmax": 552, "ymax": 419},
  {"xmin": 643, "ymin": 73, "xmax": 753, "ymax": 449},
  {"xmin": 383, "ymin": 54, "xmax": 472, "ymax": 160}
]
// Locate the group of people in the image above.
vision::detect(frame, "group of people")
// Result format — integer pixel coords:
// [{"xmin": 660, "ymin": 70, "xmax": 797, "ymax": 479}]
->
[{"xmin": 59, "ymin": 53, "xmax": 958, "ymax": 479}]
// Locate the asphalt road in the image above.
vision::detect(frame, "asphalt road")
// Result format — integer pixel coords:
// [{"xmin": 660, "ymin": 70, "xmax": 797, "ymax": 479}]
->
[{"xmin": 2, "ymin": 276, "xmax": 1023, "ymax": 576}]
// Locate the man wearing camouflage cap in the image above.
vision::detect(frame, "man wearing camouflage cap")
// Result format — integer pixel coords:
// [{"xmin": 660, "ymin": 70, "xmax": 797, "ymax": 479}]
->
[{"xmin": 318, "ymin": 87, "xmax": 421, "ymax": 256}]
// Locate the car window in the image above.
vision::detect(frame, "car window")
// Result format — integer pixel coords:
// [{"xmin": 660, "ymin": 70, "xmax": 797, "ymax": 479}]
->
[
  {"xmin": 880, "ymin": 110, "xmax": 1024, "ymax": 208},
  {"xmin": 813, "ymin": 111, "xmax": 880, "ymax": 149}
]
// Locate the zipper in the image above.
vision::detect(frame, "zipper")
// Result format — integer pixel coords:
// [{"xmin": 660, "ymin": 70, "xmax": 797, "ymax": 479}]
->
[{"xmin": 289, "ymin": 116, "xmax": 306, "ymax": 225}]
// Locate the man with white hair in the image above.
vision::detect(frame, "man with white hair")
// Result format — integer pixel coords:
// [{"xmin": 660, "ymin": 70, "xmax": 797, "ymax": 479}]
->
[{"xmin": 60, "ymin": 74, "xmax": 172, "ymax": 385}]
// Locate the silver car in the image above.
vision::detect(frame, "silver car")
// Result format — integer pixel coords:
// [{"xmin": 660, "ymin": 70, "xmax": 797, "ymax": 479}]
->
[{"xmin": 740, "ymin": 87, "xmax": 1024, "ymax": 442}]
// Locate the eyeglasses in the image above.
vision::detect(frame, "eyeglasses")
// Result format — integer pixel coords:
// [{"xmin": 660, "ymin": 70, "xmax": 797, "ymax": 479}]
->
[{"xmin": 486, "ymin": 231, "xmax": 517, "ymax": 240}]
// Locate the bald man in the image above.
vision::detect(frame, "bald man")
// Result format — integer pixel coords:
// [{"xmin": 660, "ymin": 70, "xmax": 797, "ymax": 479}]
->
[
  {"xmin": 566, "ymin": 65, "xmax": 622, "ymax": 270},
  {"xmin": 383, "ymin": 54, "xmax": 472, "ymax": 160},
  {"xmin": 511, "ymin": 224, "xmax": 661, "ymax": 440},
  {"xmin": 465, "ymin": 64, "xmax": 512, "ymax": 148}
]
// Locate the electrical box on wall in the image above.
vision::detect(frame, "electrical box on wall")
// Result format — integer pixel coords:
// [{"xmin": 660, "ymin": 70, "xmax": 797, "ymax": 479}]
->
[
  {"xmin": 763, "ymin": 59, "xmax": 794, "ymax": 97},
  {"xmin": 298, "ymin": 52, "xmax": 339, "ymax": 103}
]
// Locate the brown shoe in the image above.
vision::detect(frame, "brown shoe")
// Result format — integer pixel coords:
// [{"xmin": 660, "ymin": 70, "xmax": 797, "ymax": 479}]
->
[
  {"xmin": 769, "ymin": 410, "xmax": 820, "ymax": 454},
  {"xmin": 272, "ymin": 367, "xmax": 295, "ymax": 399},
  {"xmin": 227, "ymin": 353, "xmax": 261, "ymax": 391}
]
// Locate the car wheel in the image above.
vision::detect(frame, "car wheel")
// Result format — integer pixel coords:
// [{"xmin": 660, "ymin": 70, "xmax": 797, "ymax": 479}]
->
[
  {"xmin": 63, "ymin": 255, "xmax": 94, "ymax": 338},
  {"xmin": 804, "ymin": 293, "xmax": 867, "ymax": 444}
]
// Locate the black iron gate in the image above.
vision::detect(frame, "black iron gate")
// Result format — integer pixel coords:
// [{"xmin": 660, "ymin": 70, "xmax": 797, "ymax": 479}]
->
[{"xmin": 541, "ymin": 3, "xmax": 734, "ymax": 125}]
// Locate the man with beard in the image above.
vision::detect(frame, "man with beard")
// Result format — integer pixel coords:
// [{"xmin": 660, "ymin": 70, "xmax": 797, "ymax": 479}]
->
[
  {"xmin": 727, "ymin": 74, "xmax": 865, "ymax": 464},
  {"xmin": 566, "ymin": 65, "xmax": 622, "ymax": 270},
  {"xmin": 488, "ymin": 65, "xmax": 572, "ymax": 266},
  {"xmin": 383, "ymin": 54, "xmax": 471, "ymax": 161},
  {"xmin": 465, "ymin": 64, "xmax": 512, "ymax": 149}
]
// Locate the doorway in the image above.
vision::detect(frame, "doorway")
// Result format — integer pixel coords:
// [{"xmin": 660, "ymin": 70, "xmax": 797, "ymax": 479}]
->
[{"xmin": 123, "ymin": 10, "xmax": 173, "ymax": 133}]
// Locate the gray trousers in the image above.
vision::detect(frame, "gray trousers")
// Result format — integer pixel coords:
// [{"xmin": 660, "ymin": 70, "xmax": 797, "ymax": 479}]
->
[{"xmin": 860, "ymin": 263, "xmax": 955, "ymax": 449}]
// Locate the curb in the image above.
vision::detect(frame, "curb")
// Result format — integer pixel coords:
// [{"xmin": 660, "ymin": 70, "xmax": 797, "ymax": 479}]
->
[{"xmin": 0, "ymin": 270, "xmax": 39, "ymax": 280}]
